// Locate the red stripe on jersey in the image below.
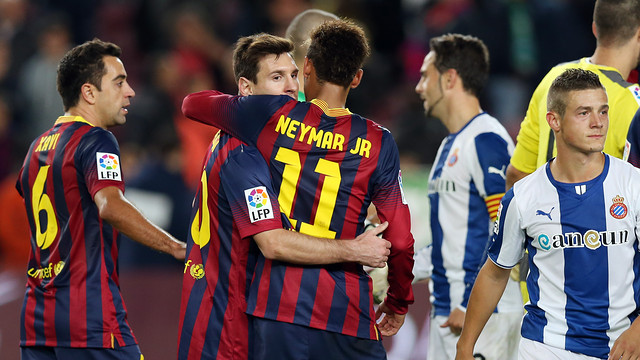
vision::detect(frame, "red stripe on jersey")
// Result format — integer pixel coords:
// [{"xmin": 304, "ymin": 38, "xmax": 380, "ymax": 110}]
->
[
  {"xmin": 308, "ymin": 270, "xmax": 334, "ymax": 330},
  {"xmin": 341, "ymin": 265, "xmax": 362, "ymax": 337},
  {"xmin": 23, "ymin": 292, "xmax": 37, "ymax": 345},
  {"xmin": 276, "ymin": 266, "xmax": 303, "ymax": 323},
  {"xmin": 189, "ymin": 287, "xmax": 214, "ymax": 360},
  {"xmin": 251, "ymin": 259, "xmax": 272, "ymax": 317}
]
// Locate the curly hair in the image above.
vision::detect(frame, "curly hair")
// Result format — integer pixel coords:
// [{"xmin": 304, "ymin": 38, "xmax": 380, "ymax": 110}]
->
[{"xmin": 306, "ymin": 19, "xmax": 370, "ymax": 88}]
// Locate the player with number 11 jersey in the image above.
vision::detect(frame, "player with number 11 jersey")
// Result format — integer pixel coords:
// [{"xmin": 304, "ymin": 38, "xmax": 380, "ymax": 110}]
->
[{"xmin": 182, "ymin": 91, "xmax": 415, "ymax": 340}]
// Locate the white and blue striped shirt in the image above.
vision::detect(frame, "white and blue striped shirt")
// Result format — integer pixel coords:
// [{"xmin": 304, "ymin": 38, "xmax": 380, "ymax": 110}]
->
[
  {"xmin": 490, "ymin": 155, "xmax": 640, "ymax": 359},
  {"xmin": 429, "ymin": 112, "xmax": 522, "ymax": 316}
]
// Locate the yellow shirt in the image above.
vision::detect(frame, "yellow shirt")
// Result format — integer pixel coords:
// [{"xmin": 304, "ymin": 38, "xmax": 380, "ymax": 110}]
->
[{"xmin": 511, "ymin": 58, "xmax": 640, "ymax": 173}]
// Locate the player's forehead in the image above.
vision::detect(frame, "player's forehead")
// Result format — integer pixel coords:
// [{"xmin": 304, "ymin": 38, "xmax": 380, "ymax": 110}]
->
[
  {"xmin": 102, "ymin": 56, "xmax": 126, "ymax": 80},
  {"xmin": 257, "ymin": 53, "xmax": 297, "ymax": 75},
  {"xmin": 420, "ymin": 51, "xmax": 436, "ymax": 74},
  {"xmin": 565, "ymin": 88, "xmax": 608, "ymax": 110}
]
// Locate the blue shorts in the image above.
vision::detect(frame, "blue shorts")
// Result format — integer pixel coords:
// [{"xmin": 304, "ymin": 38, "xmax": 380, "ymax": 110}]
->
[
  {"xmin": 21, "ymin": 345, "xmax": 143, "ymax": 360},
  {"xmin": 249, "ymin": 316, "xmax": 386, "ymax": 360}
]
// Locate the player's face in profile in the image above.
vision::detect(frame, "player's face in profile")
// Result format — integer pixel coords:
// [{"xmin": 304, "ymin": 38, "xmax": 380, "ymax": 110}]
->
[
  {"xmin": 95, "ymin": 56, "xmax": 135, "ymax": 127},
  {"xmin": 415, "ymin": 51, "xmax": 443, "ymax": 118},
  {"xmin": 251, "ymin": 53, "xmax": 299, "ymax": 98},
  {"xmin": 559, "ymin": 88, "xmax": 609, "ymax": 154}
]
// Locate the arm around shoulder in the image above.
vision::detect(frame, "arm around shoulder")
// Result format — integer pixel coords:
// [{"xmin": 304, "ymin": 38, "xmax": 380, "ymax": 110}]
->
[{"xmin": 94, "ymin": 186, "xmax": 186, "ymax": 260}]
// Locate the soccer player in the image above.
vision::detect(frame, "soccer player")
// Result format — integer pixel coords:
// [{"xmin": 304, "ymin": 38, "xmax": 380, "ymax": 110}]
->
[
  {"xmin": 182, "ymin": 19, "xmax": 414, "ymax": 359},
  {"xmin": 506, "ymin": 0, "xmax": 640, "ymax": 190},
  {"xmin": 415, "ymin": 34, "xmax": 522, "ymax": 360},
  {"xmin": 16, "ymin": 39, "xmax": 186, "ymax": 359},
  {"xmin": 178, "ymin": 33, "xmax": 391, "ymax": 360},
  {"xmin": 285, "ymin": 8, "xmax": 338, "ymax": 101},
  {"xmin": 456, "ymin": 68, "xmax": 640, "ymax": 360}
]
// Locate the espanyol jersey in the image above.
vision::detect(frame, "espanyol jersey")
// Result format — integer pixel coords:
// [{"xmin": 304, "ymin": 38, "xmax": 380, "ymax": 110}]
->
[
  {"xmin": 16, "ymin": 116, "xmax": 135, "ymax": 348},
  {"xmin": 182, "ymin": 91, "xmax": 415, "ymax": 339},
  {"xmin": 178, "ymin": 132, "xmax": 283, "ymax": 360},
  {"xmin": 489, "ymin": 155, "xmax": 640, "ymax": 359},
  {"xmin": 428, "ymin": 113, "xmax": 522, "ymax": 316}
]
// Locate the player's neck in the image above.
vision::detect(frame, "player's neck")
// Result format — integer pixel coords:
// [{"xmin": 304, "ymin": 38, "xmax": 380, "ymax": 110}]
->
[
  {"xmin": 442, "ymin": 94, "xmax": 482, "ymax": 134},
  {"xmin": 65, "ymin": 106, "xmax": 105, "ymax": 129},
  {"xmin": 550, "ymin": 151, "xmax": 605, "ymax": 183},
  {"xmin": 591, "ymin": 45, "xmax": 636, "ymax": 79},
  {"xmin": 312, "ymin": 83, "xmax": 349, "ymax": 109}
]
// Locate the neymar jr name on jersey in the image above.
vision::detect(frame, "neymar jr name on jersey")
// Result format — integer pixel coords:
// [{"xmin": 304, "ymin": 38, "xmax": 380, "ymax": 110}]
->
[{"xmin": 275, "ymin": 115, "xmax": 372, "ymax": 158}]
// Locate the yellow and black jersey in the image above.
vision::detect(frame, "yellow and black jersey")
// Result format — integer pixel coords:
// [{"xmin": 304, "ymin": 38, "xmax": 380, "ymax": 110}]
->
[{"xmin": 511, "ymin": 58, "xmax": 640, "ymax": 173}]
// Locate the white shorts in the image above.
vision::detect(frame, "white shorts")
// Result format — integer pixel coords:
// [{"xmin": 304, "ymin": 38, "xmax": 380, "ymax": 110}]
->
[
  {"xmin": 428, "ymin": 312, "xmax": 522, "ymax": 360},
  {"xmin": 518, "ymin": 338, "xmax": 601, "ymax": 360}
]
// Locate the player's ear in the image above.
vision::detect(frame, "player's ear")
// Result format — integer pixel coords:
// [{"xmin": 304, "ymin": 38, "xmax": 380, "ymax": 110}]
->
[
  {"xmin": 444, "ymin": 69, "xmax": 457, "ymax": 90},
  {"xmin": 303, "ymin": 56, "xmax": 312, "ymax": 79},
  {"xmin": 238, "ymin": 77, "xmax": 253, "ymax": 96},
  {"xmin": 81, "ymin": 83, "xmax": 97, "ymax": 105},
  {"xmin": 547, "ymin": 111, "xmax": 561, "ymax": 132},
  {"xmin": 350, "ymin": 69, "xmax": 363, "ymax": 89}
]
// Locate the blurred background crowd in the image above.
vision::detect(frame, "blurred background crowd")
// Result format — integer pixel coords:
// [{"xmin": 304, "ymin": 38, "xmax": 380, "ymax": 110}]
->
[{"xmin": 0, "ymin": 0, "xmax": 598, "ymax": 358}]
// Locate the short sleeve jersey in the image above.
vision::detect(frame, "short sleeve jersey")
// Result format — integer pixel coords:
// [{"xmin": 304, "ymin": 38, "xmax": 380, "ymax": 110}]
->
[
  {"xmin": 16, "ymin": 116, "xmax": 134, "ymax": 348},
  {"xmin": 489, "ymin": 155, "xmax": 640, "ymax": 359},
  {"xmin": 429, "ymin": 113, "xmax": 522, "ymax": 316},
  {"xmin": 178, "ymin": 132, "xmax": 283, "ymax": 360},
  {"xmin": 181, "ymin": 91, "xmax": 415, "ymax": 339}
]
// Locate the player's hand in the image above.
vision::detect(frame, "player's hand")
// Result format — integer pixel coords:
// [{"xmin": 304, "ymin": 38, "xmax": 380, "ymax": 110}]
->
[
  {"xmin": 375, "ymin": 301, "xmax": 406, "ymax": 336},
  {"xmin": 442, "ymin": 307, "xmax": 465, "ymax": 336},
  {"xmin": 172, "ymin": 241, "xmax": 187, "ymax": 261},
  {"xmin": 608, "ymin": 320, "xmax": 640, "ymax": 360},
  {"xmin": 353, "ymin": 221, "xmax": 391, "ymax": 268},
  {"xmin": 454, "ymin": 346, "xmax": 476, "ymax": 360}
]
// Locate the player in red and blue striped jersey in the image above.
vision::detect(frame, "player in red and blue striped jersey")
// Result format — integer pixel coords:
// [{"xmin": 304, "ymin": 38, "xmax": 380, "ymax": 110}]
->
[
  {"xmin": 182, "ymin": 20, "xmax": 414, "ymax": 359},
  {"xmin": 16, "ymin": 39, "xmax": 186, "ymax": 360},
  {"xmin": 178, "ymin": 33, "xmax": 391, "ymax": 360}
]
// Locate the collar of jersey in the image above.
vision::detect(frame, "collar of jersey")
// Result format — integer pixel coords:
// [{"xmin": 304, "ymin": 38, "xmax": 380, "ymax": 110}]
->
[
  {"xmin": 581, "ymin": 57, "xmax": 621, "ymax": 73},
  {"xmin": 54, "ymin": 116, "xmax": 94, "ymax": 126},
  {"xmin": 310, "ymin": 98, "xmax": 352, "ymax": 117}
]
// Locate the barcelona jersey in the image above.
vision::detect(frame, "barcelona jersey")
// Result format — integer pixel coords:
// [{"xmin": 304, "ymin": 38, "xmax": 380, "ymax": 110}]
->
[
  {"xmin": 178, "ymin": 132, "xmax": 283, "ymax": 360},
  {"xmin": 16, "ymin": 116, "xmax": 135, "ymax": 348},
  {"xmin": 182, "ymin": 91, "xmax": 415, "ymax": 339}
]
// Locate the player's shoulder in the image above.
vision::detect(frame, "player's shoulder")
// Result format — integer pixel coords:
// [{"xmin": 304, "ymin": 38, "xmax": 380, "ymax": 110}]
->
[
  {"xmin": 609, "ymin": 154, "xmax": 640, "ymax": 177},
  {"xmin": 463, "ymin": 113, "xmax": 513, "ymax": 143}
]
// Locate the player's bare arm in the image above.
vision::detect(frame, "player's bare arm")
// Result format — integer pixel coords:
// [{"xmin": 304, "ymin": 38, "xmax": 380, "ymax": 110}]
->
[
  {"xmin": 456, "ymin": 260, "xmax": 511, "ymax": 359},
  {"xmin": 253, "ymin": 221, "xmax": 391, "ymax": 268},
  {"xmin": 94, "ymin": 186, "xmax": 187, "ymax": 260},
  {"xmin": 505, "ymin": 163, "xmax": 530, "ymax": 191}
]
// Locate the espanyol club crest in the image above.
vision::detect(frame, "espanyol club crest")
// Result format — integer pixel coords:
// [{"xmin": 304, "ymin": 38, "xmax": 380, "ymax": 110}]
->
[
  {"xmin": 447, "ymin": 148, "xmax": 459, "ymax": 166},
  {"xmin": 610, "ymin": 195, "xmax": 628, "ymax": 219}
]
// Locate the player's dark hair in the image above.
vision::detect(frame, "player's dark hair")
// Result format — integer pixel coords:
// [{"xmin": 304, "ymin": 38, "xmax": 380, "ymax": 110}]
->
[
  {"xmin": 547, "ymin": 68, "xmax": 605, "ymax": 117},
  {"xmin": 57, "ymin": 38, "xmax": 121, "ymax": 111},
  {"xmin": 233, "ymin": 33, "xmax": 294, "ymax": 83},
  {"xmin": 429, "ymin": 33, "xmax": 489, "ymax": 97},
  {"xmin": 594, "ymin": 0, "xmax": 640, "ymax": 47},
  {"xmin": 307, "ymin": 19, "xmax": 370, "ymax": 88}
]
